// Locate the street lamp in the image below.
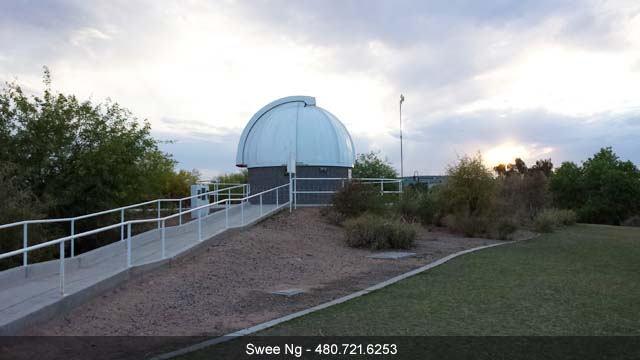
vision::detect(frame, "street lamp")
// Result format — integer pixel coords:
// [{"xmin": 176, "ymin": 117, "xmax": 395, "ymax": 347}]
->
[{"xmin": 399, "ymin": 94, "xmax": 405, "ymax": 179}]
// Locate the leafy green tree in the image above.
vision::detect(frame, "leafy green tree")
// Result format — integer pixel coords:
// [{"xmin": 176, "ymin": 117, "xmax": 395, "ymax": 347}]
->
[
  {"xmin": 0, "ymin": 68, "xmax": 194, "ymax": 258},
  {"xmin": 440, "ymin": 153, "xmax": 496, "ymax": 216},
  {"xmin": 549, "ymin": 161, "xmax": 583, "ymax": 210},
  {"xmin": 352, "ymin": 151, "xmax": 397, "ymax": 179},
  {"xmin": 579, "ymin": 148, "xmax": 640, "ymax": 224},
  {"xmin": 216, "ymin": 169, "xmax": 248, "ymax": 184},
  {"xmin": 550, "ymin": 148, "xmax": 640, "ymax": 225}
]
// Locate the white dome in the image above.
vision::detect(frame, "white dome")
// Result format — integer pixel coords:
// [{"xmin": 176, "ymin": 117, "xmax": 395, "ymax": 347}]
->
[{"xmin": 236, "ymin": 96, "xmax": 356, "ymax": 168}]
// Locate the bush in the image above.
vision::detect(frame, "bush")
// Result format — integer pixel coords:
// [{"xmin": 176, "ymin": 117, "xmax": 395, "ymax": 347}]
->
[
  {"xmin": 319, "ymin": 207, "xmax": 346, "ymax": 226},
  {"xmin": 492, "ymin": 217, "xmax": 519, "ymax": 240},
  {"xmin": 344, "ymin": 214, "xmax": 417, "ymax": 250},
  {"xmin": 533, "ymin": 208, "xmax": 577, "ymax": 233},
  {"xmin": 556, "ymin": 209, "xmax": 577, "ymax": 226},
  {"xmin": 393, "ymin": 188, "xmax": 440, "ymax": 225},
  {"xmin": 439, "ymin": 154, "xmax": 496, "ymax": 217},
  {"xmin": 331, "ymin": 183, "xmax": 385, "ymax": 218},
  {"xmin": 443, "ymin": 213, "xmax": 491, "ymax": 237},
  {"xmin": 533, "ymin": 211, "xmax": 557, "ymax": 233},
  {"xmin": 622, "ymin": 216, "xmax": 640, "ymax": 227}
]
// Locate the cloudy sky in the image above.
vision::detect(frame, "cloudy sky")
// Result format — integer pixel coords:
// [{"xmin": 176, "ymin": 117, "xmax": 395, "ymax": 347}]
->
[{"xmin": 1, "ymin": 0, "xmax": 639, "ymax": 178}]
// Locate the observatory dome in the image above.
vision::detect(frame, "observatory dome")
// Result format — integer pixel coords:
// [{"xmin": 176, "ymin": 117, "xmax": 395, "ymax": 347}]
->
[{"xmin": 236, "ymin": 96, "xmax": 355, "ymax": 168}]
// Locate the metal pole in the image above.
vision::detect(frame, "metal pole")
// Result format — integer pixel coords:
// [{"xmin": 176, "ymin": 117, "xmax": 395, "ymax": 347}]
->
[
  {"xmin": 161, "ymin": 220, "xmax": 166, "ymax": 259},
  {"xmin": 294, "ymin": 176, "xmax": 297, "ymax": 210},
  {"xmin": 225, "ymin": 199, "xmax": 229, "ymax": 228},
  {"xmin": 178, "ymin": 200, "xmax": 182, "ymax": 226},
  {"xmin": 289, "ymin": 174, "xmax": 292, "ymax": 213},
  {"xmin": 23, "ymin": 223, "xmax": 27, "ymax": 267},
  {"xmin": 157, "ymin": 200, "xmax": 161, "ymax": 229},
  {"xmin": 380, "ymin": 177, "xmax": 384, "ymax": 194},
  {"xmin": 71, "ymin": 220, "xmax": 75, "ymax": 257},
  {"xmin": 276, "ymin": 187, "xmax": 279, "ymax": 208},
  {"xmin": 260, "ymin": 194, "xmax": 263, "ymax": 216},
  {"xmin": 127, "ymin": 223, "xmax": 132, "ymax": 268},
  {"xmin": 241, "ymin": 201, "xmax": 244, "ymax": 225},
  {"xmin": 59, "ymin": 239, "xmax": 65, "ymax": 296},
  {"xmin": 228, "ymin": 188, "xmax": 231, "ymax": 204},
  {"xmin": 400, "ymin": 94, "xmax": 404, "ymax": 179},
  {"xmin": 120, "ymin": 208, "xmax": 125, "ymax": 241},
  {"xmin": 214, "ymin": 183, "xmax": 218, "ymax": 203},
  {"xmin": 198, "ymin": 216, "xmax": 202, "ymax": 241}
]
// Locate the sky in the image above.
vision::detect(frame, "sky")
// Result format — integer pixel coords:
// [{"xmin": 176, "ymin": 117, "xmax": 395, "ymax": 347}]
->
[{"xmin": 1, "ymin": 0, "xmax": 639, "ymax": 179}]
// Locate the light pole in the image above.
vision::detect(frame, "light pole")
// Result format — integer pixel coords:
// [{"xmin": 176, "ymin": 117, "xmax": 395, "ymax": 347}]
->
[{"xmin": 399, "ymin": 94, "xmax": 405, "ymax": 179}]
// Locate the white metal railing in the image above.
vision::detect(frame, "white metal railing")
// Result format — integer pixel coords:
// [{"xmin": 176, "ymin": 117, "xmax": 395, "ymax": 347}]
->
[
  {"xmin": 0, "ymin": 183, "xmax": 289, "ymax": 296},
  {"xmin": 0, "ymin": 183, "xmax": 249, "ymax": 267},
  {"xmin": 291, "ymin": 177, "xmax": 402, "ymax": 208}
]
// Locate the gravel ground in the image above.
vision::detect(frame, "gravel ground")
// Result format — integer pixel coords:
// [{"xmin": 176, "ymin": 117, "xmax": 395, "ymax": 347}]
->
[{"xmin": 18, "ymin": 208, "xmax": 504, "ymax": 358}]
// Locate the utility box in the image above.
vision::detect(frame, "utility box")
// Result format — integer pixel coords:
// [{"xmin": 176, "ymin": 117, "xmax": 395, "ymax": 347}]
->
[{"xmin": 190, "ymin": 184, "xmax": 209, "ymax": 219}]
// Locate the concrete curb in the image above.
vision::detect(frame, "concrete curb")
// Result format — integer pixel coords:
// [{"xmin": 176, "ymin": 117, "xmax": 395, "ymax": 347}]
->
[
  {"xmin": 151, "ymin": 237, "xmax": 533, "ymax": 360},
  {"xmin": 0, "ymin": 206, "xmax": 288, "ymax": 336}
]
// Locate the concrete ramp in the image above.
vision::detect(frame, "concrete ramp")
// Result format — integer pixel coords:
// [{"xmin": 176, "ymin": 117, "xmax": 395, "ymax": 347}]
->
[{"xmin": 0, "ymin": 202, "xmax": 285, "ymax": 335}]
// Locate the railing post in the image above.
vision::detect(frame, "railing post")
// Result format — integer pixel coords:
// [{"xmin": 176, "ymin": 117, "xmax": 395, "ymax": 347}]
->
[
  {"xmin": 214, "ymin": 183, "xmax": 218, "ymax": 203},
  {"xmin": 120, "ymin": 208, "xmax": 125, "ymax": 241},
  {"xmin": 381, "ymin": 177, "xmax": 384, "ymax": 194},
  {"xmin": 289, "ymin": 175, "xmax": 292, "ymax": 213},
  {"xmin": 23, "ymin": 223, "xmax": 28, "ymax": 267},
  {"xmin": 241, "ymin": 200, "xmax": 244, "ymax": 225},
  {"xmin": 127, "ymin": 223, "xmax": 132, "ymax": 268},
  {"xmin": 59, "ymin": 239, "xmax": 65, "ymax": 296},
  {"xmin": 225, "ymin": 199, "xmax": 229, "ymax": 228},
  {"xmin": 228, "ymin": 188, "xmax": 231, "ymax": 203},
  {"xmin": 276, "ymin": 187, "xmax": 279, "ymax": 208},
  {"xmin": 260, "ymin": 194, "xmax": 263, "ymax": 216},
  {"xmin": 71, "ymin": 220, "xmax": 75, "ymax": 257},
  {"xmin": 294, "ymin": 177, "xmax": 297, "ymax": 210},
  {"xmin": 178, "ymin": 200, "xmax": 182, "ymax": 226},
  {"xmin": 198, "ymin": 215, "xmax": 202, "ymax": 242},
  {"xmin": 157, "ymin": 200, "xmax": 161, "ymax": 229},
  {"xmin": 161, "ymin": 219, "xmax": 166, "ymax": 259}
]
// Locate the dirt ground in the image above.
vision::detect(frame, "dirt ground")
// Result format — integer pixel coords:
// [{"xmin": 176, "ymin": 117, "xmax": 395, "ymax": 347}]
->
[{"xmin": 17, "ymin": 208, "xmax": 504, "ymax": 358}]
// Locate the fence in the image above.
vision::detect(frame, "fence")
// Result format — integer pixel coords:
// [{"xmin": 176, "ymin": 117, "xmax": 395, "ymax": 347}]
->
[
  {"xmin": 0, "ymin": 183, "xmax": 289, "ymax": 296},
  {"xmin": 291, "ymin": 177, "xmax": 402, "ymax": 207},
  {"xmin": 0, "ymin": 183, "xmax": 249, "ymax": 269}
]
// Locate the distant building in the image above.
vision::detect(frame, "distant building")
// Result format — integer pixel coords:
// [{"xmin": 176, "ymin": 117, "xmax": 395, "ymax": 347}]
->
[
  {"xmin": 236, "ymin": 96, "xmax": 356, "ymax": 204},
  {"xmin": 401, "ymin": 175, "xmax": 447, "ymax": 189}
]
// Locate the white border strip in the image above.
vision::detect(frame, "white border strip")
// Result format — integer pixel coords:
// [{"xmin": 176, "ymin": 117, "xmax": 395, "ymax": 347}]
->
[{"xmin": 152, "ymin": 239, "xmax": 526, "ymax": 360}]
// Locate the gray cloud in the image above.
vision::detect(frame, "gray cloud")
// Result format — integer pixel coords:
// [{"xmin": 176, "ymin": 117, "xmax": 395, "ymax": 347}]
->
[{"xmin": 2, "ymin": 0, "xmax": 639, "ymax": 177}]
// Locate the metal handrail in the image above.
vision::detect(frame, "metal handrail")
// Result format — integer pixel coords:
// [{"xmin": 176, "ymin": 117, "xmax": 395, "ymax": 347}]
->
[
  {"xmin": 0, "ymin": 183, "xmax": 288, "ymax": 262},
  {"xmin": 0, "ymin": 184, "xmax": 247, "ymax": 230},
  {"xmin": 0, "ymin": 182, "xmax": 290, "ymax": 296}
]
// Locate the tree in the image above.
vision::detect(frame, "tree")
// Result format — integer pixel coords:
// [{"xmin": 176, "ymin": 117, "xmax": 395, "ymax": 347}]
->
[
  {"xmin": 530, "ymin": 158, "xmax": 553, "ymax": 177},
  {"xmin": 549, "ymin": 148, "xmax": 640, "ymax": 225},
  {"xmin": 217, "ymin": 169, "xmax": 248, "ymax": 184},
  {"xmin": 579, "ymin": 148, "xmax": 640, "ymax": 224},
  {"xmin": 352, "ymin": 151, "xmax": 397, "ymax": 179},
  {"xmin": 0, "ymin": 68, "xmax": 192, "ymax": 258},
  {"xmin": 549, "ymin": 161, "xmax": 583, "ymax": 210},
  {"xmin": 440, "ymin": 153, "xmax": 496, "ymax": 216}
]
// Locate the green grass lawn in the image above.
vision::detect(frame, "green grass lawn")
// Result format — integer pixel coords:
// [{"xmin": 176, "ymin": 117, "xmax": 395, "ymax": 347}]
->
[
  {"xmin": 175, "ymin": 224, "xmax": 640, "ymax": 359},
  {"xmin": 259, "ymin": 224, "xmax": 640, "ymax": 336}
]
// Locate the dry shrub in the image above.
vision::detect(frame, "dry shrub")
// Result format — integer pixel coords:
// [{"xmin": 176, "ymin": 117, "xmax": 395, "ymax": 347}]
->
[
  {"xmin": 319, "ymin": 207, "xmax": 346, "ymax": 226},
  {"xmin": 534, "ymin": 208, "xmax": 577, "ymax": 233},
  {"xmin": 443, "ymin": 213, "xmax": 491, "ymax": 238},
  {"xmin": 344, "ymin": 213, "xmax": 417, "ymax": 249},
  {"xmin": 331, "ymin": 183, "xmax": 385, "ymax": 218}
]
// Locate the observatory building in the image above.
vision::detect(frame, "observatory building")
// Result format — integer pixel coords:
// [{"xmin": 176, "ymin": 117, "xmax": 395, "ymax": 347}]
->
[{"xmin": 236, "ymin": 96, "xmax": 356, "ymax": 204}]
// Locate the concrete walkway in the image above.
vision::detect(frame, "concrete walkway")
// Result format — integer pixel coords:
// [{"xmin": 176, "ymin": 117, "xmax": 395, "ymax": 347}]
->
[{"xmin": 0, "ymin": 202, "xmax": 285, "ymax": 335}]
